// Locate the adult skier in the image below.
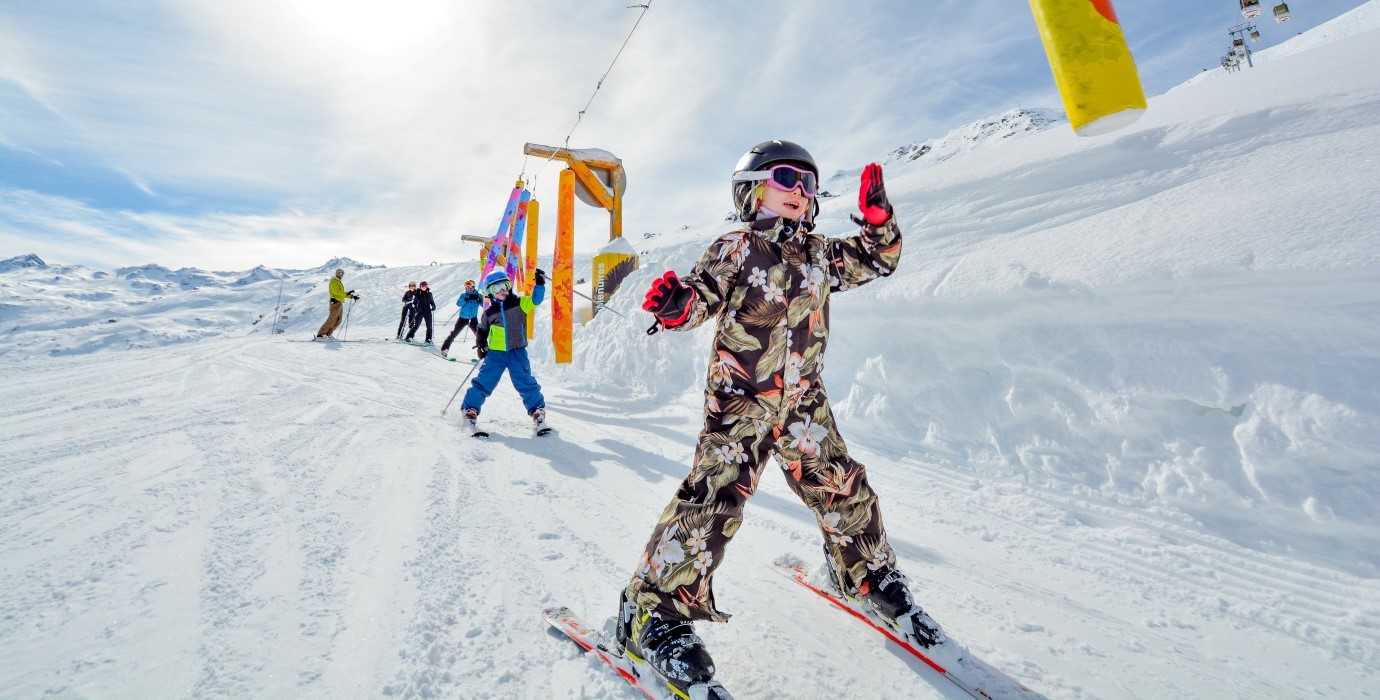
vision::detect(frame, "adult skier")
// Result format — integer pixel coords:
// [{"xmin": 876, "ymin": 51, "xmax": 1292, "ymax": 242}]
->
[
  {"xmin": 440, "ymin": 280, "xmax": 484, "ymax": 359},
  {"xmin": 615, "ymin": 141, "xmax": 942, "ymax": 692},
  {"xmin": 460, "ymin": 269, "xmax": 548, "ymax": 432},
  {"xmin": 403, "ymin": 281, "xmax": 436, "ymax": 344},
  {"xmin": 396, "ymin": 282, "xmax": 417, "ymax": 339},
  {"xmin": 314, "ymin": 267, "xmax": 358, "ymax": 339}
]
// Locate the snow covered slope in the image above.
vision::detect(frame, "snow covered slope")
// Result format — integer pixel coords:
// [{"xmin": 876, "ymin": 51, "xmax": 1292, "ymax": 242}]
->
[
  {"xmin": 0, "ymin": 255, "xmax": 383, "ymax": 357},
  {"xmin": 3, "ymin": 7, "xmax": 1379, "ymax": 699}
]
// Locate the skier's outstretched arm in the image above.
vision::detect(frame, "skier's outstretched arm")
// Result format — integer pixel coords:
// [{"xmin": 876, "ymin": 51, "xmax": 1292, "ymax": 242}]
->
[
  {"xmin": 827, "ymin": 163, "xmax": 902, "ymax": 292},
  {"xmin": 647, "ymin": 232, "xmax": 745, "ymax": 332}
]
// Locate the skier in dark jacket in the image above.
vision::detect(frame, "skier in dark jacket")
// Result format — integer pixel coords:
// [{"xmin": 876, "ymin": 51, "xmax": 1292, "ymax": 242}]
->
[
  {"xmin": 460, "ymin": 269, "xmax": 547, "ymax": 431},
  {"xmin": 614, "ymin": 141, "xmax": 942, "ymax": 693},
  {"xmin": 396, "ymin": 282, "xmax": 417, "ymax": 339},
  {"xmin": 440, "ymin": 280, "xmax": 484, "ymax": 359},
  {"xmin": 404, "ymin": 281, "xmax": 436, "ymax": 344}
]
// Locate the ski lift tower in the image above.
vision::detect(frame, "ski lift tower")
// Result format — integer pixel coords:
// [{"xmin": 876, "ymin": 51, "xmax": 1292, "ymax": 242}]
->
[{"xmin": 1228, "ymin": 23, "xmax": 1258, "ymax": 68}]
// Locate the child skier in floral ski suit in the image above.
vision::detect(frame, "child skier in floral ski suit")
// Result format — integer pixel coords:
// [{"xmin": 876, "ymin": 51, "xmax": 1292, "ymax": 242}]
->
[{"xmin": 616, "ymin": 140, "xmax": 943, "ymax": 693}]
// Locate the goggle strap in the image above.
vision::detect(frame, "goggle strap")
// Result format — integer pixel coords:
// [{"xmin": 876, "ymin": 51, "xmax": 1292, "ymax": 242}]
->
[{"xmin": 733, "ymin": 170, "xmax": 773, "ymax": 183}]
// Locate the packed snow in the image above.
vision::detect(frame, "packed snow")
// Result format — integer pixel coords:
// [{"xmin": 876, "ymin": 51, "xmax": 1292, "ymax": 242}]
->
[{"xmin": 3, "ymin": 4, "xmax": 1379, "ymax": 698}]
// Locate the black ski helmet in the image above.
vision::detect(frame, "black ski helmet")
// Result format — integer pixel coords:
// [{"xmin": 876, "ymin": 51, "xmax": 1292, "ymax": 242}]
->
[{"xmin": 731, "ymin": 140, "xmax": 819, "ymax": 222}]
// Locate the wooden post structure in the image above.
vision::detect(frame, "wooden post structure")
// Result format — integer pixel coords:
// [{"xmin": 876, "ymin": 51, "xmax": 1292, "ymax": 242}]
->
[
  {"xmin": 460, "ymin": 234, "xmax": 492, "ymax": 273},
  {"xmin": 522, "ymin": 143, "xmax": 625, "ymax": 241},
  {"xmin": 525, "ymin": 200, "xmax": 540, "ymax": 340},
  {"xmin": 553, "ymin": 170, "xmax": 575, "ymax": 364}
]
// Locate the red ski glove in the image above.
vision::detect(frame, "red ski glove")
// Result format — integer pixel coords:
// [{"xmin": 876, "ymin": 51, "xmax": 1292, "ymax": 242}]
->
[
  {"xmin": 858, "ymin": 163, "xmax": 892, "ymax": 226},
  {"xmin": 642, "ymin": 270, "xmax": 697, "ymax": 328}
]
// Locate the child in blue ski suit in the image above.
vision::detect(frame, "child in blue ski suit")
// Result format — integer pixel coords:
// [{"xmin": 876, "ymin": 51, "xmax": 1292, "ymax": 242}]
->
[
  {"xmin": 460, "ymin": 269, "xmax": 548, "ymax": 429},
  {"xmin": 440, "ymin": 280, "xmax": 485, "ymax": 359}
]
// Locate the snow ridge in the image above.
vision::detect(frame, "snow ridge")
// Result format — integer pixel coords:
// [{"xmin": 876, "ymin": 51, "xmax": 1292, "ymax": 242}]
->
[{"xmin": 882, "ymin": 108, "xmax": 1065, "ymax": 166}]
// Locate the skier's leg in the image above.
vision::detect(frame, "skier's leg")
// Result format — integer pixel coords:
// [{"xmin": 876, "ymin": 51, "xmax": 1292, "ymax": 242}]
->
[
  {"xmin": 405, "ymin": 311, "xmax": 420, "ymax": 340},
  {"xmin": 318, "ymin": 301, "xmax": 342, "ymax": 337},
  {"xmin": 508, "ymin": 347, "xmax": 545, "ymax": 414},
  {"xmin": 626, "ymin": 417, "xmax": 773, "ymax": 623},
  {"xmin": 771, "ymin": 386, "xmax": 894, "ymax": 594},
  {"xmin": 459, "ymin": 350, "xmax": 510, "ymax": 414},
  {"xmin": 441, "ymin": 316, "xmax": 465, "ymax": 353},
  {"xmin": 397, "ymin": 308, "xmax": 411, "ymax": 338},
  {"xmin": 423, "ymin": 312, "xmax": 433, "ymax": 343}
]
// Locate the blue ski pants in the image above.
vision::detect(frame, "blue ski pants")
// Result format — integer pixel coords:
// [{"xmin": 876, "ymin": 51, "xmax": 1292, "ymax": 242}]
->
[{"xmin": 461, "ymin": 347, "xmax": 545, "ymax": 416}]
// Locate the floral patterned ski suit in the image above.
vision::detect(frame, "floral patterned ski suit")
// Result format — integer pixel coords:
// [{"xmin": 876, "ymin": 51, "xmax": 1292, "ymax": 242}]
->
[{"xmin": 628, "ymin": 213, "xmax": 904, "ymax": 622}]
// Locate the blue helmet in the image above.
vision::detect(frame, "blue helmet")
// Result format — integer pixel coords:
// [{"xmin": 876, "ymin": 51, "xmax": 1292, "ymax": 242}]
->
[
  {"xmin": 483, "ymin": 270, "xmax": 512, "ymax": 295},
  {"xmin": 483, "ymin": 270, "xmax": 509, "ymax": 288}
]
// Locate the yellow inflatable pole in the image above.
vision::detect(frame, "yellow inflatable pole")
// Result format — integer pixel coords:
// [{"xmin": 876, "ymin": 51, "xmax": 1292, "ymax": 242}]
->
[
  {"xmin": 1029, "ymin": 0, "xmax": 1147, "ymax": 136},
  {"xmin": 525, "ymin": 200, "xmax": 540, "ymax": 340},
  {"xmin": 591, "ymin": 236, "xmax": 638, "ymax": 317},
  {"xmin": 553, "ymin": 170, "xmax": 575, "ymax": 364}
]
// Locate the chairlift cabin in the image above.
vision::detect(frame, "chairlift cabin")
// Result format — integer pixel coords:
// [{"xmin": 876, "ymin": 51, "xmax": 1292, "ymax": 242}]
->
[
  {"xmin": 1241, "ymin": 0, "xmax": 1262, "ymax": 19},
  {"xmin": 1274, "ymin": 3, "xmax": 1291, "ymax": 23},
  {"xmin": 1233, "ymin": 37, "xmax": 1246, "ymax": 51},
  {"xmin": 1250, "ymin": 29, "xmax": 1262, "ymax": 42}
]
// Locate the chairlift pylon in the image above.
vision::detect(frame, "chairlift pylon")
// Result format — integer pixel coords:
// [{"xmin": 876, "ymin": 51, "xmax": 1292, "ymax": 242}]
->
[
  {"xmin": 1273, "ymin": 3, "xmax": 1291, "ymax": 23},
  {"xmin": 1240, "ymin": 0, "xmax": 1262, "ymax": 20}
]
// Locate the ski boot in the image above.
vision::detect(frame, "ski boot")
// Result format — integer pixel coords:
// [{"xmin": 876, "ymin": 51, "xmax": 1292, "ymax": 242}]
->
[
  {"xmin": 615, "ymin": 590, "xmax": 729, "ymax": 698},
  {"xmin": 463, "ymin": 408, "xmax": 488, "ymax": 438},
  {"xmin": 531, "ymin": 408, "xmax": 552, "ymax": 436},
  {"xmin": 823, "ymin": 551, "xmax": 944, "ymax": 648}
]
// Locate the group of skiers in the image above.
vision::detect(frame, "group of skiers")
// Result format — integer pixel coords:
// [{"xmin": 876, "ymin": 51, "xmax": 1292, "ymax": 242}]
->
[
  {"xmin": 309, "ymin": 140, "xmax": 943, "ymax": 698},
  {"xmin": 314, "ymin": 267, "xmax": 550, "ymax": 433},
  {"xmin": 395, "ymin": 280, "xmax": 436, "ymax": 344}
]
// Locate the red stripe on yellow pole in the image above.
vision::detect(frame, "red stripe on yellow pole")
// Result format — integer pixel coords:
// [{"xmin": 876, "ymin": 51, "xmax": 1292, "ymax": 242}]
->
[
  {"xmin": 525, "ymin": 200, "xmax": 539, "ymax": 340},
  {"xmin": 553, "ymin": 170, "xmax": 575, "ymax": 364},
  {"xmin": 1029, "ymin": 0, "xmax": 1146, "ymax": 136}
]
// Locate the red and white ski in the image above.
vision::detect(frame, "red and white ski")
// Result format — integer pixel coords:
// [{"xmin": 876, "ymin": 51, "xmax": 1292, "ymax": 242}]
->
[
  {"xmin": 541, "ymin": 606, "xmax": 733, "ymax": 700},
  {"xmin": 770, "ymin": 557, "xmax": 1047, "ymax": 700}
]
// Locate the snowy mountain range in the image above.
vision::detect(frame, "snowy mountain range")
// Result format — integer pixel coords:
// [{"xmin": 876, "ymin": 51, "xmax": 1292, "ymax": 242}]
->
[
  {"xmin": 0, "ymin": 255, "xmax": 385, "ymax": 356},
  {"xmin": 3, "ymin": 4, "xmax": 1379, "ymax": 698}
]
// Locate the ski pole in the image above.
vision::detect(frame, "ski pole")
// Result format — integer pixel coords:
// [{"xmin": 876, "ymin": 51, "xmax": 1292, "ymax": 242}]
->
[
  {"xmin": 441, "ymin": 357, "xmax": 485, "ymax": 416},
  {"xmin": 341, "ymin": 298, "xmax": 356, "ymax": 340},
  {"xmin": 572, "ymin": 288, "xmax": 628, "ymax": 319}
]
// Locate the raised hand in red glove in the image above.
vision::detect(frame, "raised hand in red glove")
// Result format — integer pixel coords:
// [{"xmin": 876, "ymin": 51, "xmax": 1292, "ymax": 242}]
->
[
  {"xmin": 858, "ymin": 162, "xmax": 892, "ymax": 226},
  {"xmin": 642, "ymin": 270, "xmax": 697, "ymax": 328}
]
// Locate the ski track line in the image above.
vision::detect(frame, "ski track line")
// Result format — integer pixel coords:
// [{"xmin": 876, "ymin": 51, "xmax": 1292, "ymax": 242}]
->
[
  {"xmin": 867, "ymin": 452, "xmax": 1379, "ymax": 696},
  {"xmin": 190, "ymin": 341, "xmax": 436, "ymax": 698},
  {"xmin": 896, "ymin": 457, "xmax": 1380, "ymax": 666},
  {"xmin": 382, "ymin": 392, "xmax": 638, "ymax": 699}
]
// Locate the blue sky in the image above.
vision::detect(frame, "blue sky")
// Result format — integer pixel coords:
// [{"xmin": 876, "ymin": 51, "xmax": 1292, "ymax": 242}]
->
[{"xmin": 1, "ymin": 0, "xmax": 1367, "ymax": 269}]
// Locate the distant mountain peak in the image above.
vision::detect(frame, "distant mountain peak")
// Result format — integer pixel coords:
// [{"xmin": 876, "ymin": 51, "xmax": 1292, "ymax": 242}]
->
[
  {"xmin": 1, "ymin": 254, "xmax": 47, "ymax": 271},
  {"xmin": 887, "ymin": 107, "xmax": 1065, "ymax": 165},
  {"xmin": 310, "ymin": 257, "xmax": 385, "ymax": 274}
]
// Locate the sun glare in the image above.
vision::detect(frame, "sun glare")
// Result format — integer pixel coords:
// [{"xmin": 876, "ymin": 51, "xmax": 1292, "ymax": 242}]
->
[{"xmin": 287, "ymin": 0, "xmax": 450, "ymax": 56}]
